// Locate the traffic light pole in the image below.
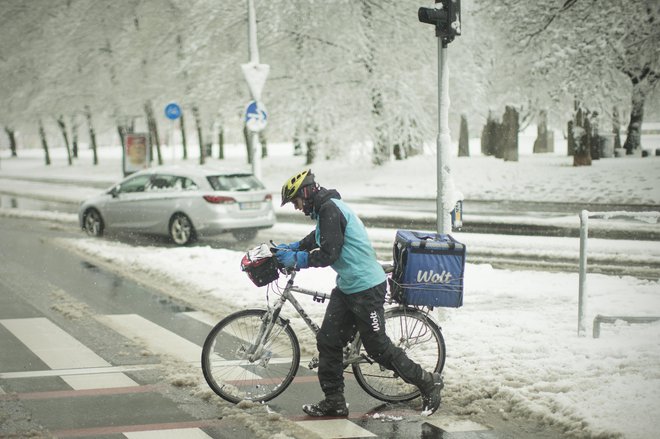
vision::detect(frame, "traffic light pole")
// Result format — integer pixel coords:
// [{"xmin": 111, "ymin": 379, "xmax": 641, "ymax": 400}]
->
[
  {"xmin": 436, "ymin": 40, "xmax": 451, "ymax": 235},
  {"xmin": 418, "ymin": 0, "xmax": 461, "ymax": 235}
]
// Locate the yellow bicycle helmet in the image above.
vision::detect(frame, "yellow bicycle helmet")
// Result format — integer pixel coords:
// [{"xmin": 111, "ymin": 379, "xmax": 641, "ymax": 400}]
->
[{"xmin": 281, "ymin": 169, "xmax": 315, "ymax": 206}]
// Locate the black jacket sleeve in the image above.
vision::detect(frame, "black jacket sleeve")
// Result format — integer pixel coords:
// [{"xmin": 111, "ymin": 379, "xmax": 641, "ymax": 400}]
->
[
  {"xmin": 298, "ymin": 230, "xmax": 317, "ymax": 251},
  {"xmin": 299, "ymin": 201, "xmax": 346, "ymax": 268}
]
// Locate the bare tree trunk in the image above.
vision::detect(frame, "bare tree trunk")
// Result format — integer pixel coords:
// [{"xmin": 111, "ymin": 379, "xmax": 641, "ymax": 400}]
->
[
  {"xmin": 573, "ymin": 107, "xmax": 592, "ymax": 166},
  {"xmin": 179, "ymin": 112, "xmax": 188, "ymax": 160},
  {"xmin": 56, "ymin": 115, "xmax": 73, "ymax": 166},
  {"xmin": 481, "ymin": 111, "xmax": 498, "ymax": 156},
  {"xmin": 392, "ymin": 142, "xmax": 404, "ymax": 160},
  {"xmin": 623, "ymin": 83, "xmax": 644, "ymax": 155},
  {"xmin": 305, "ymin": 138, "xmax": 316, "ymax": 165},
  {"xmin": 403, "ymin": 120, "xmax": 422, "ymax": 158},
  {"xmin": 85, "ymin": 106, "xmax": 98, "ymax": 165},
  {"xmin": 293, "ymin": 125, "xmax": 303, "ymax": 156},
  {"xmin": 117, "ymin": 125, "xmax": 126, "ymax": 152},
  {"xmin": 293, "ymin": 137, "xmax": 303, "ymax": 156},
  {"xmin": 4, "ymin": 127, "xmax": 17, "ymax": 157},
  {"xmin": 305, "ymin": 126, "xmax": 317, "ymax": 166},
  {"xmin": 612, "ymin": 106, "xmax": 622, "ymax": 150},
  {"xmin": 217, "ymin": 124, "xmax": 224, "ymax": 159},
  {"xmin": 533, "ymin": 110, "xmax": 554, "ymax": 153},
  {"xmin": 370, "ymin": 89, "xmax": 388, "ymax": 165},
  {"xmin": 243, "ymin": 124, "xmax": 252, "ymax": 164},
  {"xmin": 360, "ymin": 1, "xmax": 388, "ymax": 165},
  {"xmin": 70, "ymin": 115, "xmax": 79, "ymax": 158},
  {"xmin": 38, "ymin": 120, "xmax": 51, "ymax": 166},
  {"xmin": 501, "ymin": 106, "xmax": 519, "ymax": 162},
  {"xmin": 458, "ymin": 114, "xmax": 470, "ymax": 157},
  {"xmin": 144, "ymin": 101, "xmax": 163, "ymax": 165},
  {"xmin": 192, "ymin": 105, "xmax": 205, "ymax": 165},
  {"xmin": 590, "ymin": 112, "xmax": 600, "ymax": 160},
  {"xmin": 567, "ymin": 120, "xmax": 575, "ymax": 156},
  {"xmin": 259, "ymin": 130, "xmax": 268, "ymax": 158}
]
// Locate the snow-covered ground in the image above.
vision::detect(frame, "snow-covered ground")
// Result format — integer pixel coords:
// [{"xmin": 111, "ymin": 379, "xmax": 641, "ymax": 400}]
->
[{"xmin": 1, "ymin": 139, "xmax": 659, "ymax": 439}]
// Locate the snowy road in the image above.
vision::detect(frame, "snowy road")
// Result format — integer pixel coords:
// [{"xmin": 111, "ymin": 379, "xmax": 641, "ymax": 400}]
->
[{"xmin": 0, "ymin": 216, "xmax": 575, "ymax": 439}]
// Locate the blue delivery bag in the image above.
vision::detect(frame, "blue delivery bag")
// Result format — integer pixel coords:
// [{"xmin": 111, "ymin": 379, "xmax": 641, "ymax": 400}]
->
[{"xmin": 390, "ymin": 230, "xmax": 466, "ymax": 308}]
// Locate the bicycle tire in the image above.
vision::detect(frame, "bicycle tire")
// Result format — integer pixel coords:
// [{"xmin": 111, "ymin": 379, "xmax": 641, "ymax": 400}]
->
[
  {"xmin": 201, "ymin": 309, "xmax": 300, "ymax": 403},
  {"xmin": 352, "ymin": 307, "xmax": 445, "ymax": 402}
]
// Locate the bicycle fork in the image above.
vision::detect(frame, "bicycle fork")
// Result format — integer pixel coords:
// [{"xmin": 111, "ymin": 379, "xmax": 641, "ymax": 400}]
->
[{"xmin": 245, "ymin": 297, "xmax": 287, "ymax": 363}]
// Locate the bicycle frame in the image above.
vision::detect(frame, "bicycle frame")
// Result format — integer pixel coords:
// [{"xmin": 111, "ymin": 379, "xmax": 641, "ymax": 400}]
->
[{"xmin": 246, "ymin": 271, "xmax": 324, "ymax": 363}]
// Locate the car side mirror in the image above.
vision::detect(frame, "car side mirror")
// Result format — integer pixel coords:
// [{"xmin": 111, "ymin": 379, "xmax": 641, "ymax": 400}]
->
[{"xmin": 109, "ymin": 186, "xmax": 119, "ymax": 198}]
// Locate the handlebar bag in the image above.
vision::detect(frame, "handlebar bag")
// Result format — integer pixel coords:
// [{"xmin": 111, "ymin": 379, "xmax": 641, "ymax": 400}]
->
[
  {"xmin": 241, "ymin": 243, "xmax": 279, "ymax": 287},
  {"xmin": 390, "ymin": 230, "xmax": 466, "ymax": 308}
]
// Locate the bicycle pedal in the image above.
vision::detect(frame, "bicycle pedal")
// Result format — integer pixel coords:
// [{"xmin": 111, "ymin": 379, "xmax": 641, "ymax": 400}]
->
[{"xmin": 308, "ymin": 357, "xmax": 319, "ymax": 369}]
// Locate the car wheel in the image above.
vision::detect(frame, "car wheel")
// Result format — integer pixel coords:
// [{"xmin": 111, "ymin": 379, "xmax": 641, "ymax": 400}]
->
[
  {"xmin": 232, "ymin": 228, "xmax": 258, "ymax": 241},
  {"xmin": 83, "ymin": 209, "xmax": 104, "ymax": 237},
  {"xmin": 170, "ymin": 213, "xmax": 195, "ymax": 245}
]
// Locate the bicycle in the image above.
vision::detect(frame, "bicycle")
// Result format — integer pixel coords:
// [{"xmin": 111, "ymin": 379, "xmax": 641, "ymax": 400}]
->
[{"xmin": 201, "ymin": 254, "xmax": 446, "ymax": 405}]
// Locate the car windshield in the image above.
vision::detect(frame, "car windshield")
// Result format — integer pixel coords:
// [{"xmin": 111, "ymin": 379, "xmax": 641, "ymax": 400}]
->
[{"xmin": 207, "ymin": 174, "xmax": 264, "ymax": 191}]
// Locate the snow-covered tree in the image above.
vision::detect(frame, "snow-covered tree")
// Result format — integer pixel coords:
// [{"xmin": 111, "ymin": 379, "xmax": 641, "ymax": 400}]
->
[{"xmin": 474, "ymin": 0, "xmax": 660, "ymax": 153}]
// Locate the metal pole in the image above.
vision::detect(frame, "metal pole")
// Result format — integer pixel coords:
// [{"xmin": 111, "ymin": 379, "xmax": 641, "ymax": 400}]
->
[
  {"xmin": 246, "ymin": 0, "xmax": 261, "ymax": 180},
  {"xmin": 436, "ymin": 39, "xmax": 451, "ymax": 235},
  {"xmin": 247, "ymin": 0, "xmax": 259, "ymax": 64},
  {"xmin": 578, "ymin": 210, "xmax": 589, "ymax": 336}
]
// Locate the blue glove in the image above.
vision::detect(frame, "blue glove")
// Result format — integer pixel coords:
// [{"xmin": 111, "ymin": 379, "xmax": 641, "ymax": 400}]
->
[
  {"xmin": 275, "ymin": 250, "xmax": 309, "ymax": 269},
  {"xmin": 275, "ymin": 241, "xmax": 300, "ymax": 251}
]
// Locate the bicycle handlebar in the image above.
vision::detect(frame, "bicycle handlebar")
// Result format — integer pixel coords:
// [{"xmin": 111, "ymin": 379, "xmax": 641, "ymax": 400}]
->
[{"xmin": 266, "ymin": 240, "xmax": 394, "ymax": 275}]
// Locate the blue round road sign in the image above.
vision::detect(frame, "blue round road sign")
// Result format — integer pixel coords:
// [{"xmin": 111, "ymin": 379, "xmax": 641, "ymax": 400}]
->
[
  {"xmin": 245, "ymin": 100, "xmax": 267, "ymax": 132},
  {"xmin": 165, "ymin": 102, "xmax": 181, "ymax": 120}
]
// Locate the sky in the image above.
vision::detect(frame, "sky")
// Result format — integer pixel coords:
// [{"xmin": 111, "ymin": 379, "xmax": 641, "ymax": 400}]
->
[{"xmin": 1, "ymin": 133, "xmax": 659, "ymax": 439}]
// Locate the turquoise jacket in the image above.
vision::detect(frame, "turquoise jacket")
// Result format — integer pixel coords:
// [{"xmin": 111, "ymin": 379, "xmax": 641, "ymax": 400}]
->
[{"xmin": 298, "ymin": 188, "xmax": 385, "ymax": 294}]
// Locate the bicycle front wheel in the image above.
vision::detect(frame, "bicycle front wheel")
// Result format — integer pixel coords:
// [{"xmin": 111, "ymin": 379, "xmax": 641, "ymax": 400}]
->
[
  {"xmin": 352, "ymin": 307, "xmax": 445, "ymax": 402},
  {"xmin": 201, "ymin": 309, "xmax": 300, "ymax": 403}
]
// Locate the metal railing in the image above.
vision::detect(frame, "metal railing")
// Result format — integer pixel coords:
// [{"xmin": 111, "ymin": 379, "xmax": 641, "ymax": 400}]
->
[{"xmin": 578, "ymin": 209, "xmax": 660, "ymax": 337}]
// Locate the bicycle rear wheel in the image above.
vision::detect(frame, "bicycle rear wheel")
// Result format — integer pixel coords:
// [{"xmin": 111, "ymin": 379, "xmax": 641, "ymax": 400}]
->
[
  {"xmin": 201, "ymin": 309, "xmax": 300, "ymax": 403},
  {"xmin": 352, "ymin": 307, "xmax": 445, "ymax": 402}
]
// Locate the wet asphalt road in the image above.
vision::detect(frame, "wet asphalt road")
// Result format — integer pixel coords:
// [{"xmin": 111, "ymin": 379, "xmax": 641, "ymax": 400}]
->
[{"xmin": 0, "ymin": 216, "xmax": 575, "ymax": 439}]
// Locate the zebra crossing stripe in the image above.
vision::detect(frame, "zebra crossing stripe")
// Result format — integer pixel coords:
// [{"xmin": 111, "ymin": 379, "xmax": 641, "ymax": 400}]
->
[
  {"xmin": 123, "ymin": 427, "xmax": 213, "ymax": 438},
  {"xmin": 425, "ymin": 417, "xmax": 489, "ymax": 432},
  {"xmin": 97, "ymin": 314, "xmax": 262, "ymax": 381},
  {"xmin": 181, "ymin": 311, "xmax": 217, "ymax": 326},
  {"xmin": 0, "ymin": 364, "xmax": 157, "ymax": 380},
  {"xmin": 1, "ymin": 318, "xmax": 110, "ymax": 369},
  {"xmin": 96, "ymin": 314, "xmax": 202, "ymax": 363},
  {"xmin": 0, "ymin": 317, "xmax": 138, "ymax": 389},
  {"xmin": 296, "ymin": 419, "xmax": 377, "ymax": 438}
]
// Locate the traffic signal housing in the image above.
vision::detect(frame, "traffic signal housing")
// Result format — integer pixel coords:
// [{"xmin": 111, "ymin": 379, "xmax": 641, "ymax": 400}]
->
[{"xmin": 418, "ymin": 0, "xmax": 461, "ymax": 42}]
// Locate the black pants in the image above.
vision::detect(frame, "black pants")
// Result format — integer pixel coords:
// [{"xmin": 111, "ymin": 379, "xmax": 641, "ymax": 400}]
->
[{"xmin": 316, "ymin": 281, "xmax": 429, "ymax": 396}]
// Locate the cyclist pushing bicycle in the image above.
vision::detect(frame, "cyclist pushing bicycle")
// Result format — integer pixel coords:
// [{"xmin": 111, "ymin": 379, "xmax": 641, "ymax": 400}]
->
[{"xmin": 275, "ymin": 169, "xmax": 444, "ymax": 417}]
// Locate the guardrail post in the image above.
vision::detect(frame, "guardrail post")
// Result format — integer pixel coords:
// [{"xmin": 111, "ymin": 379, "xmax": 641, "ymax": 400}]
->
[{"xmin": 578, "ymin": 210, "xmax": 589, "ymax": 336}]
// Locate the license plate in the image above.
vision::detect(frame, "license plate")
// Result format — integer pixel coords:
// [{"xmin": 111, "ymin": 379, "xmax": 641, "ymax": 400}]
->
[{"xmin": 240, "ymin": 202, "xmax": 260, "ymax": 210}]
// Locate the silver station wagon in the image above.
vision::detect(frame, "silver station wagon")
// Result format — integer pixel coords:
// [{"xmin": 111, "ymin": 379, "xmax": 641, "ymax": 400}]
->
[{"xmin": 79, "ymin": 165, "xmax": 276, "ymax": 245}]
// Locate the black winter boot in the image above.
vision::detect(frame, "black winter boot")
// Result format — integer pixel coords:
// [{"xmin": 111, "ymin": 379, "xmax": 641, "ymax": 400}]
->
[
  {"xmin": 420, "ymin": 372, "xmax": 444, "ymax": 415},
  {"xmin": 302, "ymin": 393, "xmax": 349, "ymax": 417}
]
